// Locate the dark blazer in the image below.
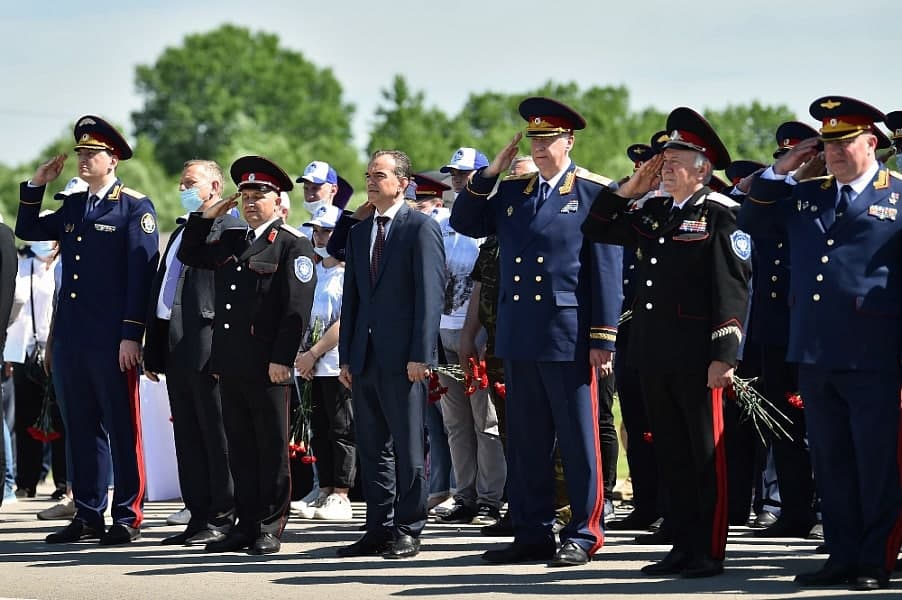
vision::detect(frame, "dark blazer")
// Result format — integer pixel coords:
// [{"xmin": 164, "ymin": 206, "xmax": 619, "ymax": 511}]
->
[
  {"xmin": 339, "ymin": 202, "xmax": 445, "ymax": 375},
  {"xmin": 144, "ymin": 222, "xmax": 217, "ymax": 374},
  {"xmin": 178, "ymin": 214, "xmax": 316, "ymax": 379},
  {"xmin": 0, "ymin": 223, "xmax": 17, "ymax": 354}
]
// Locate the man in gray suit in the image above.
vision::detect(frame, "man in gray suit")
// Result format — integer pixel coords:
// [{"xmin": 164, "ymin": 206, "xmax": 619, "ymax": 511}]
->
[{"xmin": 337, "ymin": 150, "xmax": 445, "ymax": 559}]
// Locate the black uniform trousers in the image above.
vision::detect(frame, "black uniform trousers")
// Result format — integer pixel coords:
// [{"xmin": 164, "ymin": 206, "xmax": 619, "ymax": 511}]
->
[
  {"xmin": 12, "ymin": 365, "xmax": 46, "ymax": 492},
  {"xmin": 641, "ymin": 370, "xmax": 728, "ymax": 560},
  {"xmin": 218, "ymin": 375, "xmax": 290, "ymax": 537},
  {"xmin": 351, "ymin": 349, "xmax": 428, "ymax": 539},
  {"xmin": 310, "ymin": 376, "xmax": 356, "ymax": 489},
  {"xmin": 759, "ymin": 344, "xmax": 814, "ymax": 525},
  {"xmin": 166, "ymin": 364, "xmax": 234, "ymax": 531},
  {"xmin": 799, "ymin": 365, "xmax": 902, "ymax": 572},
  {"xmin": 597, "ymin": 372, "xmax": 618, "ymax": 504},
  {"xmin": 613, "ymin": 350, "xmax": 658, "ymax": 520},
  {"xmin": 724, "ymin": 348, "xmax": 766, "ymax": 525}
]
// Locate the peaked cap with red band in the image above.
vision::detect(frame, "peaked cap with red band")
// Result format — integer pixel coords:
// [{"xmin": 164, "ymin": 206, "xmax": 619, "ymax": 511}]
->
[
  {"xmin": 773, "ymin": 121, "xmax": 819, "ymax": 158},
  {"xmin": 663, "ymin": 107, "xmax": 731, "ymax": 170},
  {"xmin": 725, "ymin": 160, "xmax": 766, "ymax": 186},
  {"xmin": 73, "ymin": 115, "xmax": 133, "ymax": 160},
  {"xmin": 230, "ymin": 155, "xmax": 293, "ymax": 193},
  {"xmin": 809, "ymin": 96, "xmax": 885, "ymax": 141},
  {"xmin": 412, "ymin": 173, "xmax": 450, "ymax": 199},
  {"xmin": 518, "ymin": 96, "xmax": 587, "ymax": 138}
]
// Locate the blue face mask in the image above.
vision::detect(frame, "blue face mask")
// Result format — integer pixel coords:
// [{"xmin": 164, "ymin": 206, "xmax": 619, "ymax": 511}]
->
[
  {"xmin": 31, "ymin": 241, "xmax": 55, "ymax": 259},
  {"xmin": 180, "ymin": 187, "xmax": 203, "ymax": 212}
]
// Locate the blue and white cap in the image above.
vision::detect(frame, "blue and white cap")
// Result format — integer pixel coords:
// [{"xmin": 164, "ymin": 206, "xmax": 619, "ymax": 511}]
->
[
  {"xmin": 299, "ymin": 161, "xmax": 339, "ymax": 185},
  {"xmin": 440, "ymin": 147, "xmax": 489, "ymax": 173},
  {"xmin": 53, "ymin": 176, "xmax": 89, "ymax": 200},
  {"xmin": 302, "ymin": 204, "xmax": 341, "ymax": 229}
]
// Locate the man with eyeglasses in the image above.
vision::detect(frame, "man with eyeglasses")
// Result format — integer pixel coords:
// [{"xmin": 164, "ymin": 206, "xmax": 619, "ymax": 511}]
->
[
  {"xmin": 451, "ymin": 96, "xmax": 623, "ymax": 567},
  {"xmin": 178, "ymin": 155, "xmax": 316, "ymax": 555}
]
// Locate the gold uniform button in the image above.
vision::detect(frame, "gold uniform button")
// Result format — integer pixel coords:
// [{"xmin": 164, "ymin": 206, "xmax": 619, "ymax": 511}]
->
[
  {"xmin": 236, "ymin": 266, "xmax": 242, "ymax": 271},
  {"xmin": 645, "ymin": 302, "xmax": 653, "ymax": 310},
  {"xmin": 629, "ymin": 264, "xmax": 635, "ymax": 270},
  {"xmin": 70, "ymin": 292, "xmax": 77, "ymax": 299},
  {"xmin": 515, "ymin": 257, "xmax": 522, "ymax": 264},
  {"xmin": 658, "ymin": 237, "xmax": 665, "ymax": 245},
  {"xmin": 513, "ymin": 294, "xmax": 520, "ymax": 301},
  {"xmin": 774, "ymin": 259, "xmax": 780, "ymax": 265},
  {"xmin": 223, "ymin": 323, "xmax": 230, "ymax": 329},
  {"xmin": 646, "ymin": 280, "xmax": 653, "ymax": 287},
  {"xmin": 821, "ymin": 256, "xmax": 829, "ymax": 264},
  {"xmin": 75, "ymin": 255, "xmax": 80, "ymax": 261},
  {"xmin": 72, "ymin": 274, "xmax": 79, "ymax": 280},
  {"xmin": 230, "ymin": 284, "xmax": 236, "ymax": 290},
  {"xmin": 771, "ymin": 275, "xmax": 778, "ymax": 282},
  {"xmin": 813, "ymin": 294, "xmax": 821, "ymax": 302},
  {"xmin": 535, "ymin": 275, "xmax": 542, "ymax": 282},
  {"xmin": 536, "ymin": 256, "xmax": 544, "ymax": 264},
  {"xmin": 777, "ymin": 242, "xmax": 783, "ymax": 249},
  {"xmin": 624, "ymin": 279, "xmax": 630, "ymax": 285},
  {"xmin": 826, "ymin": 239, "xmax": 834, "ymax": 246},
  {"xmin": 770, "ymin": 292, "xmax": 777, "ymax": 299},
  {"xmin": 535, "ymin": 294, "xmax": 542, "ymax": 301},
  {"xmin": 225, "ymin": 303, "xmax": 232, "ymax": 310},
  {"xmin": 513, "ymin": 275, "xmax": 520, "ymax": 282},
  {"xmin": 650, "ymin": 257, "xmax": 658, "ymax": 264},
  {"xmin": 76, "ymin": 236, "xmax": 83, "ymax": 242},
  {"xmin": 816, "ymin": 274, "xmax": 824, "ymax": 282}
]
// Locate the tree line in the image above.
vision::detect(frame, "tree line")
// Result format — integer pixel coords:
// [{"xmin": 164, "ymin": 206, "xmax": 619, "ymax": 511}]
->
[{"xmin": 0, "ymin": 24, "xmax": 795, "ymax": 230}]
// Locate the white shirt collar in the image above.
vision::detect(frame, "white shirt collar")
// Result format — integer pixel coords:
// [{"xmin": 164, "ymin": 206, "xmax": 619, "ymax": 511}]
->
[
  {"xmin": 253, "ymin": 217, "xmax": 280, "ymax": 240},
  {"xmin": 375, "ymin": 199, "xmax": 405, "ymax": 221},
  {"xmin": 538, "ymin": 160, "xmax": 572, "ymax": 192},
  {"xmin": 839, "ymin": 160, "xmax": 880, "ymax": 197},
  {"xmin": 89, "ymin": 180, "xmax": 116, "ymax": 201}
]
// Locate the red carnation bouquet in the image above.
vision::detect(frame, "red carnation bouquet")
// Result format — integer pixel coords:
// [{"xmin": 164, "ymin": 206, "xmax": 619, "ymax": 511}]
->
[
  {"xmin": 728, "ymin": 376, "xmax": 794, "ymax": 444},
  {"xmin": 433, "ymin": 358, "xmax": 490, "ymax": 397},
  {"xmin": 28, "ymin": 380, "xmax": 61, "ymax": 443}
]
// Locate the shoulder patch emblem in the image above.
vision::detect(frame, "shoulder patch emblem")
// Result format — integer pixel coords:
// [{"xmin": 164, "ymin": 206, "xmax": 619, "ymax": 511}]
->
[
  {"xmin": 294, "ymin": 256, "xmax": 314, "ymax": 283},
  {"xmin": 140, "ymin": 212, "xmax": 156, "ymax": 234},
  {"xmin": 730, "ymin": 230, "xmax": 752, "ymax": 260},
  {"xmin": 574, "ymin": 167, "xmax": 614, "ymax": 187}
]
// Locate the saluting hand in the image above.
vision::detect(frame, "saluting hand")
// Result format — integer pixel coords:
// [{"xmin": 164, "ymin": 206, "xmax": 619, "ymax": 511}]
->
[
  {"xmin": 616, "ymin": 154, "xmax": 664, "ymax": 199},
  {"xmin": 483, "ymin": 132, "xmax": 524, "ymax": 179},
  {"xmin": 774, "ymin": 137, "xmax": 820, "ymax": 176},
  {"xmin": 792, "ymin": 152, "xmax": 827, "ymax": 181},
  {"xmin": 32, "ymin": 154, "xmax": 67, "ymax": 187},
  {"xmin": 202, "ymin": 192, "xmax": 240, "ymax": 219}
]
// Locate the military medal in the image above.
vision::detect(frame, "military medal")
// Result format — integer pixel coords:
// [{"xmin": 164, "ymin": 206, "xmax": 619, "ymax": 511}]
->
[
  {"xmin": 679, "ymin": 220, "xmax": 706, "ymax": 233},
  {"xmin": 268, "ymin": 229, "xmax": 278, "ymax": 243},
  {"xmin": 868, "ymin": 205, "xmax": 898, "ymax": 220},
  {"xmin": 890, "ymin": 192, "xmax": 899, "ymax": 205}
]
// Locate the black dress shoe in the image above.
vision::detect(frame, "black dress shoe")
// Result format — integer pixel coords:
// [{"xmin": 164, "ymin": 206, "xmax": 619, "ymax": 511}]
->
[
  {"xmin": 205, "ymin": 529, "xmax": 252, "ymax": 553},
  {"xmin": 794, "ymin": 561, "xmax": 855, "ymax": 586},
  {"xmin": 851, "ymin": 567, "xmax": 890, "ymax": 591},
  {"xmin": 481, "ymin": 512, "xmax": 513, "ymax": 537},
  {"xmin": 807, "ymin": 523, "xmax": 825, "ymax": 540},
  {"xmin": 186, "ymin": 529, "xmax": 227, "ymax": 546},
  {"xmin": 250, "ymin": 532, "xmax": 281, "ymax": 555},
  {"xmin": 749, "ymin": 511, "xmax": 778, "ymax": 528},
  {"xmin": 161, "ymin": 529, "xmax": 199, "ymax": 546},
  {"xmin": 481, "ymin": 541, "xmax": 556, "ymax": 564},
  {"xmin": 548, "ymin": 541, "xmax": 589, "ymax": 567},
  {"xmin": 45, "ymin": 520, "xmax": 103, "ymax": 544},
  {"xmin": 641, "ymin": 549, "xmax": 690, "ymax": 575},
  {"xmin": 634, "ymin": 529, "xmax": 672, "ymax": 545},
  {"xmin": 606, "ymin": 511, "xmax": 658, "ymax": 531},
  {"xmin": 754, "ymin": 517, "xmax": 817, "ymax": 539},
  {"xmin": 337, "ymin": 533, "xmax": 391, "ymax": 558},
  {"xmin": 680, "ymin": 555, "xmax": 724, "ymax": 578},
  {"xmin": 383, "ymin": 534, "xmax": 420, "ymax": 559},
  {"xmin": 437, "ymin": 504, "xmax": 477, "ymax": 524},
  {"xmin": 100, "ymin": 524, "xmax": 140, "ymax": 546}
]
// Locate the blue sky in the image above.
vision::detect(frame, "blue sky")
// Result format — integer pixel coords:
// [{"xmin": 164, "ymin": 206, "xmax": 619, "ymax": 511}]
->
[{"xmin": 1, "ymin": 0, "xmax": 900, "ymax": 166}]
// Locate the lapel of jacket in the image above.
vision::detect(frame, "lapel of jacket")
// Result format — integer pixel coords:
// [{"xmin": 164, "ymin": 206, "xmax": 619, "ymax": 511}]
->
[
  {"xmin": 90, "ymin": 180, "xmax": 122, "ymax": 221},
  {"xmin": 239, "ymin": 218, "xmax": 282, "ymax": 262},
  {"xmin": 832, "ymin": 167, "xmax": 890, "ymax": 235},
  {"xmin": 521, "ymin": 163, "xmax": 577, "ymax": 250},
  {"xmin": 373, "ymin": 202, "xmax": 409, "ymax": 288},
  {"xmin": 660, "ymin": 187, "xmax": 708, "ymax": 236}
]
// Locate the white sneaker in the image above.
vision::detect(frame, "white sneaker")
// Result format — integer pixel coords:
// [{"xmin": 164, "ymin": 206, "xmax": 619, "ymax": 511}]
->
[
  {"xmin": 313, "ymin": 494, "xmax": 352, "ymax": 520},
  {"xmin": 166, "ymin": 507, "xmax": 191, "ymax": 526},
  {"xmin": 37, "ymin": 498, "xmax": 76, "ymax": 520},
  {"xmin": 290, "ymin": 488, "xmax": 322, "ymax": 514},
  {"xmin": 297, "ymin": 492, "xmax": 328, "ymax": 519},
  {"xmin": 429, "ymin": 496, "xmax": 456, "ymax": 517}
]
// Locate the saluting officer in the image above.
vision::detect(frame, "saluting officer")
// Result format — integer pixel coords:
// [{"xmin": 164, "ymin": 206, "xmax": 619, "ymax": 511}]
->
[
  {"xmin": 740, "ymin": 97, "xmax": 902, "ymax": 591},
  {"xmin": 16, "ymin": 116, "xmax": 159, "ymax": 545},
  {"xmin": 451, "ymin": 97, "xmax": 623, "ymax": 567},
  {"xmin": 178, "ymin": 156, "xmax": 316, "ymax": 555},
  {"xmin": 583, "ymin": 107, "xmax": 751, "ymax": 578}
]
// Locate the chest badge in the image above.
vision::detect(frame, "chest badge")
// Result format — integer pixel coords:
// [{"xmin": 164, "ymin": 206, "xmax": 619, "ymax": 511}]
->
[
  {"xmin": 868, "ymin": 205, "xmax": 897, "ymax": 220},
  {"xmin": 140, "ymin": 213, "xmax": 156, "ymax": 234},
  {"xmin": 678, "ymin": 220, "xmax": 706, "ymax": 233},
  {"xmin": 560, "ymin": 199, "xmax": 579, "ymax": 213},
  {"xmin": 506, "ymin": 205, "xmax": 514, "ymax": 217},
  {"xmin": 294, "ymin": 256, "xmax": 314, "ymax": 283},
  {"xmin": 268, "ymin": 229, "xmax": 278, "ymax": 243},
  {"xmin": 890, "ymin": 192, "xmax": 899, "ymax": 205},
  {"xmin": 64, "ymin": 223, "xmax": 74, "ymax": 233}
]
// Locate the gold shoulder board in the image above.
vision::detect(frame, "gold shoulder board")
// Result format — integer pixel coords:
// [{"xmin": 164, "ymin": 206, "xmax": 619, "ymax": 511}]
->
[{"xmin": 574, "ymin": 167, "xmax": 614, "ymax": 187}]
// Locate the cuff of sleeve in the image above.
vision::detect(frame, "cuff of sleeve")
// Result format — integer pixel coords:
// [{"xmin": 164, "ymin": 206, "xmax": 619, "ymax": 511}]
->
[
  {"xmin": 466, "ymin": 168, "xmax": 499, "ymax": 196},
  {"xmin": 122, "ymin": 320, "xmax": 146, "ymax": 342}
]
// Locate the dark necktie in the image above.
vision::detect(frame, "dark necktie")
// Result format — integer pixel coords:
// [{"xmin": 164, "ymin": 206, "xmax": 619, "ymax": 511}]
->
[
  {"xmin": 160, "ymin": 253, "xmax": 184, "ymax": 313},
  {"xmin": 370, "ymin": 216, "xmax": 389, "ymax": 286},
  {"xmin": 86, "ymin": 194, "xmax": 100, "ymax": 216},
  {"xmin": 246, "ymin": 229, "xmax": 256, "ymax": 243},
  {"xmin": 823, "ymin": 184, "xmax": 852, "ymax": 229},
  {"xmin": 535, "ymin": 182, "xmax": 550, "ymax": 215}
]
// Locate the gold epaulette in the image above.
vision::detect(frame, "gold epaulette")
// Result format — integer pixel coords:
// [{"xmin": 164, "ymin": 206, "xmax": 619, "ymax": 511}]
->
[
  {"xmin": 574, "ymin": 167, "xmax": 614, "ymax": 187},
  {"xmin": 502, "ymin": 172, "xmax": 535, "ymax": 181},
  {"xmin": 120, "ymin": 186, "xmax": 148, "ymax": 199},
  {"xmin": 797, "ymin": 174, "xmax": 834, "ymax": 185},
  {"xmin": 280, "ymin": 223, "xmax": 302, "ymax": 237}
]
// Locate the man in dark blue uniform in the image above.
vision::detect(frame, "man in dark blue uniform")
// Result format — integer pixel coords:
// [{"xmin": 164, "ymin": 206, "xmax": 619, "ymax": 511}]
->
[
  {"xmin": 178, "ymin": 156, "xmax": 315, "ymax": 555},
  {"xmin": 16, "ymin": 116, "xmax": 159, "ymax": 545},
  {"xmin": 583, "ymin": 107, "xmax": 751, "ymax": 578},
  {"xmin": 740, "ymin": 96, "xmax": 902, "ymax": 591},
  {"xmin": 451, "ymin": 97, "xmax": 623, "ymax": 567}
]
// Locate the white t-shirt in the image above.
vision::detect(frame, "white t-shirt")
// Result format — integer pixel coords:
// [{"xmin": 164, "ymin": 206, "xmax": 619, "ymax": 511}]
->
[
  {"xmin": 433, "ymin": 208, "xmax": 482, "ymax": 330},
  {"xmin": 305, "ymin": 261, "xmax": 344, "ymax": 377},
  {"xmin": 4, "ymin": 256, "xmax": 58, "ymax": 362}
]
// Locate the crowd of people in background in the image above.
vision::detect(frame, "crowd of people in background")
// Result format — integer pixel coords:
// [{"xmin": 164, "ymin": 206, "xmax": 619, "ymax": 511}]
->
[{"xmin": 1, "ymin": 94, "xmax": 902, "ymax": 592}]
